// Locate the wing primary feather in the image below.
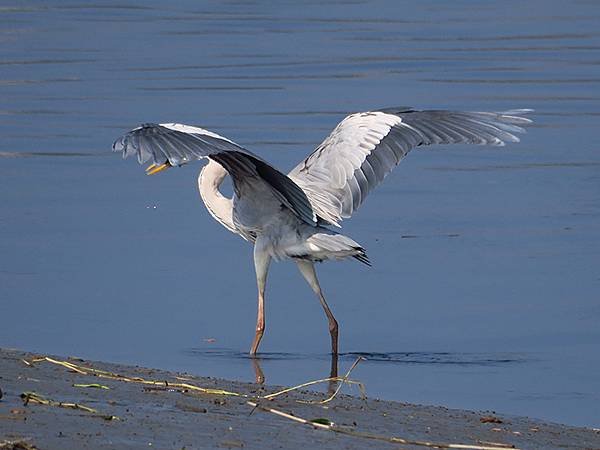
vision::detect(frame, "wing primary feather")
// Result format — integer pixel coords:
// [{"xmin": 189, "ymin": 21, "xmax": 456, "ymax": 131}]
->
[
  {"xmin": 346, "ymin": 175, "xmax": 362, "ymax": 212},
  {"xmin": 360, "ymin": 158, "xmax": 379, "ymax": 188},
  {"xmin": 288, "ymin": 108, "xmax": 532, "ymax": 225},
  {"xmin": 353, "ymin": 167, "xmax": 370, "ymax": 200},
  {"xmin": 114, "ymin": 123, "xmax": 319, "ymax": 227},
  {"xmin": 168, "ymin": 132, "xmax": 205, "ymax": 159},
  {"xmin": 365, "ymin": 150, "xmax": 387, "ymax": 182},
  {"xmin": 435, "ymin": 118, "xmax": 483, "ymax": 145}
]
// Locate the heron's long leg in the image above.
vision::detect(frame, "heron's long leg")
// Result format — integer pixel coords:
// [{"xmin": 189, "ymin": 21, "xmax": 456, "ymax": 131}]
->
[
  {"xmin": 250, "ymin": 247, "xmax": 271, "ymax": 355},
  {"xmin": 330, "ymin": 352, "xmax": 338, "ymax": 378},
  {"xmin": 328, "ymin": 352, "xmax": 339, "ymax": 396},
  {"xmin": 296, "ymin": 260, "xmax": 339, "ymax": 355}
]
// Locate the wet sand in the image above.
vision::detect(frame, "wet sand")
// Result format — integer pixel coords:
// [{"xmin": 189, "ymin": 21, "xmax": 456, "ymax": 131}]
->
[{"xmin": 0, "ymin": 348, "xmax": 598, "ymax": 449}]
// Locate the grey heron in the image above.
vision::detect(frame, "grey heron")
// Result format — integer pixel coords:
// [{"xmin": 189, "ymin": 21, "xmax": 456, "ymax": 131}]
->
[{"xmin": 113, "ymin": 107, "xmax": 532, "ymax": 355}]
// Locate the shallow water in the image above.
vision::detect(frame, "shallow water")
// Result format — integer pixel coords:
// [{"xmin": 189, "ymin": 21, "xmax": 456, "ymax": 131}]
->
[{"xmin": 1, "ymin": 0, "xmax": 599, "ymax": 427}]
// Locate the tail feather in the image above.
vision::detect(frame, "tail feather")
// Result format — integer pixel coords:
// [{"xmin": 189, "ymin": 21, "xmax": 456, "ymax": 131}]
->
[{"xmin": 294, "ymin": 230, "xmax": 370, "ymax": 266}]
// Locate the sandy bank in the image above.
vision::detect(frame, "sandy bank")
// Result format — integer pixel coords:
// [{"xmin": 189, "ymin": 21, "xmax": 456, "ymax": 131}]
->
[{"xmin": 0, "ymin": 348, "xmax": 598, "ymax": 449}]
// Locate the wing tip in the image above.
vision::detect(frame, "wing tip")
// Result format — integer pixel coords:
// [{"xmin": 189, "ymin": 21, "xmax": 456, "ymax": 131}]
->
[
  {"xmin": 498, "ymin": 109, "xmax": 534, "ymax": 126},
  {"xmin": 501, "ymin": 108, "xmax": 534, "ymax": 115},
  {"xmin": 376, "ymin": 106, "xmax": 415, "ymax": 115},
  {"xmin": 353, "ymin": 247, "xmax": 371, "ymax": 266}
]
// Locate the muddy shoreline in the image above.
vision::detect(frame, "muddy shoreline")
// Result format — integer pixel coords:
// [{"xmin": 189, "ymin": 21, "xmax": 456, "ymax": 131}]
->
[{"xmin": 0, "ymin": 348, "xmax": 598, "ymax": 449}]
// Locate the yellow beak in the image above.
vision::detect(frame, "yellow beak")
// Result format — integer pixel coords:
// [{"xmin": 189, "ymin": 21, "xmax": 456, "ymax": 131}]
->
[{"xmin": 145, "ymin": 163, "xmax": 170, "ymax": 176}]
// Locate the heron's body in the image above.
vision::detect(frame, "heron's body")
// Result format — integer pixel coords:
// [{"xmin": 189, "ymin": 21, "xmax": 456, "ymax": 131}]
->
[
  {"xmin": 199, "ymin": 156, "xmax": 367, "ymax": 264},
  {"xmin": 114, "ymin": 107, "xmax": 532, "ymax": 355}
]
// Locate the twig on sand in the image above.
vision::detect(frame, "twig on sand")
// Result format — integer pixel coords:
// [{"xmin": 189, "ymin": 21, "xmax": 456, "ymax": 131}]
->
[
  {"xmin": 262, "ymin": 357, "xmax": 365, "ymax": 402},
  {"xmin": 246, "ymin": 400, "xmax": 517, "ymax": 450},
  {"xmin": 73, "ymin": 383, "xmax": 110, "ymax": 390},
  {"xmin": 307, "ymin": 356, "xmax": 365, "ymax": 404},
  {"xmin": 28, "ymin": 356, "xmax": 240, "ymax": 397},
  {"xmin": 41, "ymin": 357, "xmax": 88, "ymax": 374},
  {"xmin": 20, "ymin": 391, "xmax": 117, "ymax": 420}
]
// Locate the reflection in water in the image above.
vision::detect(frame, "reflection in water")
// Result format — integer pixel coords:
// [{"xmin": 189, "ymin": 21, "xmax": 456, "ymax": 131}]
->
[
  {"xmin": 188, "ymin": 348, "xmax": 525, "ymax": 365},
  {"xmin": 249, "ymin": 353, "xmax": 339, "ymax": 393},
  {"xmin": 250, "ymin": 356, "xmax": 265, "ymax": 384},
  {"xmin": 188, "ymin": 349, "xmax": 522, "ymax": 388}
]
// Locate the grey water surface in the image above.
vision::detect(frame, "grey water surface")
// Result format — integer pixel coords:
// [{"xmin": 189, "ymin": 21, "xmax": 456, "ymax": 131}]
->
[{"xmin": 1, "ymin": 0, "xmax": 599, "ymax": 428}]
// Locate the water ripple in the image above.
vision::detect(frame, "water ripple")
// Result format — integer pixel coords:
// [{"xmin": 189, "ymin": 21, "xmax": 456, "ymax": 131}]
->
[{"xmin": 185, "ymin": 348, "xmax": 526, "ymax": 366}]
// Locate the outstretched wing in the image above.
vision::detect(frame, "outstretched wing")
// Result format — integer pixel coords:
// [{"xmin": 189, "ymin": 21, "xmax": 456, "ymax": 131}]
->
[
  {"xmin": 288, "ymin": 108, "xmax": 532, "ymax": 226},
  {"xmin": 113, "ymin": 123, "xmax": 317, "ymax": 225}
]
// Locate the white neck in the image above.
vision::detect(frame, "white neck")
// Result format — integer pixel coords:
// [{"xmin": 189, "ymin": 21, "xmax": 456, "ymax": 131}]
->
[{"xmin": 198, "ymin": 160, "xmax": 236, "ymax": 233}]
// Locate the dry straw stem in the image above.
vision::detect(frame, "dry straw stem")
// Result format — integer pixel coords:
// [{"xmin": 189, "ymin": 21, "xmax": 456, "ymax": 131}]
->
[
  {"xmin": 262, "ymin": 357, "xmax": 365, "ymax": 402},
  {"xmin": 309, "ymin": 356, "xmax": 365, "ymax": 404},
  {"xmin": 21, "ymin": 391, "xmax": 97, "ymax": 413},
  {"xmin": 246, "ymin": 401, "xmax": 518, "ymax": 450},
  {"xmin": 29, "ymin": 356, "xmax": 239, "ymax": 397},
  {"xmin": 262, "ymin": 376, "xmax": 364, "ymax": 401},
  {"xmin": 20, "ymin": 391, "xmax": 117, "ymax": 420},
  {"xmin": 73, "ymin": 383, "xmax": 110, "ymax": 390}
]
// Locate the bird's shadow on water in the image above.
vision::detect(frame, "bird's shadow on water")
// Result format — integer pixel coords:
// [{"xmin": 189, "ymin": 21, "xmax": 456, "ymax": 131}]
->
[{"xmin": 184, "ymin": 348, "xmax": 527, "ymax": 386}]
